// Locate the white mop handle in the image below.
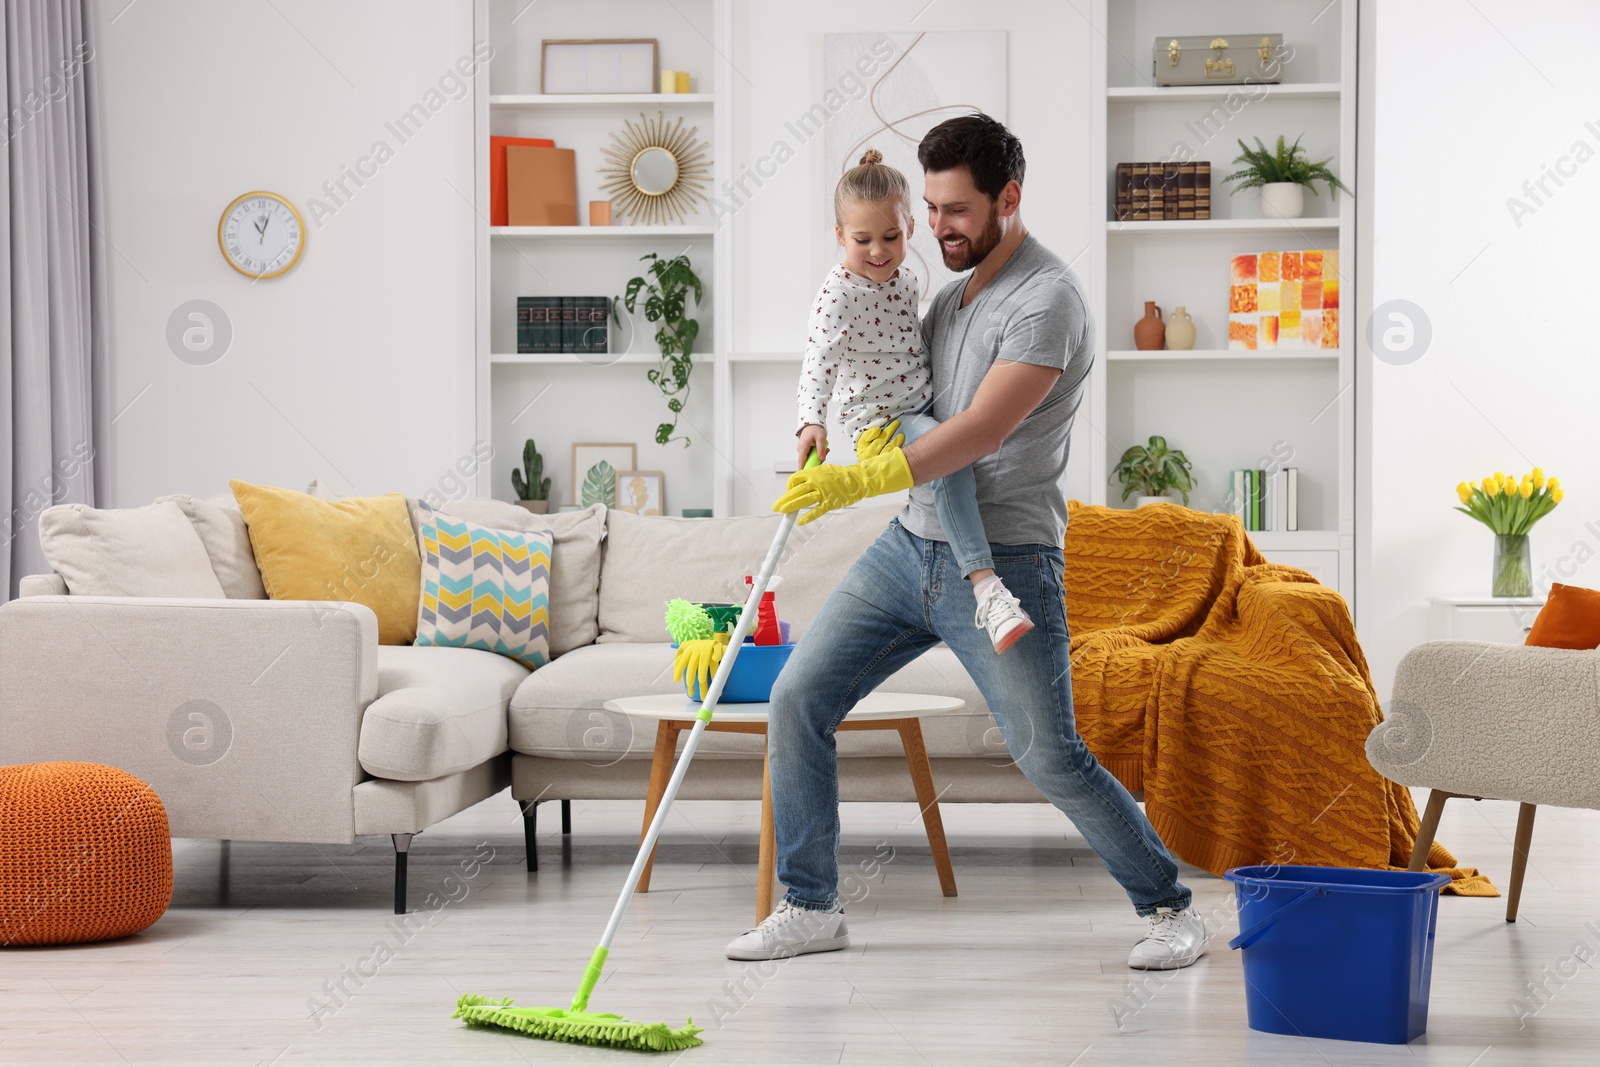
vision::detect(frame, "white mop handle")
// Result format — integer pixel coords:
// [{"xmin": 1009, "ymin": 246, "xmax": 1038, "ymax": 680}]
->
[{"xmin": 596, "ymin": 511, "xmax": 799, "ymax": 951}]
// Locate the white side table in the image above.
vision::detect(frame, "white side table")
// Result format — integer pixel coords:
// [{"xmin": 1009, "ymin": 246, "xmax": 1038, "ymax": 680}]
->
[
  {"xmin": 605, "ymin": 691, "xmax": 966, "ymax": 923},
  {"xmin": 1426, "ymin": 594, "xmax": 1545, "ymax": 644}
]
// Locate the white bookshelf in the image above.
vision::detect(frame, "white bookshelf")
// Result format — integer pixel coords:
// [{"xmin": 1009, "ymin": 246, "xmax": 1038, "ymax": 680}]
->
[
  {"xmin": 473, "ymin": 0, "xmax": 733, "ymax": 513},
  {"xmin": 1088, "ymin": 0, "xmax": 1358, "ymax": 608}
]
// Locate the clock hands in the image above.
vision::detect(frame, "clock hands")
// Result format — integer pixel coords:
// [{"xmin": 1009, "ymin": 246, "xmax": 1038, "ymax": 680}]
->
[{"xmin": 254, "ymin": 213, "xmax": 269, "ymax": 245}]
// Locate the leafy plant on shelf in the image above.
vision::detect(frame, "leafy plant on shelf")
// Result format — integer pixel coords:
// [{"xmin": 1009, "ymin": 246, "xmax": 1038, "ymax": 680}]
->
[
  {"xmin": 510, "ymin": 438, "xmax": 550, "ymax": 502},
  {"xmin": 1221, "ymin": 134, "xmax": 1352, "ymax": 198},
  {"xmin": 1109, "ymin": 435, "xmax": 1195, "ymax": 505},
  {"xmin": 615, "ymin": 252, "xmax": 702, "ymax": 447}
]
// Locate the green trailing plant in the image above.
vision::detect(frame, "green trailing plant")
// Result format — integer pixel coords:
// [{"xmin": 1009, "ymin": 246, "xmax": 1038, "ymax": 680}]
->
[
  {"xmin": 615, "ymin": 252, "xmax": 702, "ymax": 447},
  {"xmin": 510, "ymin": 438, "xmax": 550, "ymax": 501},
  {"xmin": 1221, "ymin": 134, "xmax": 1352, "ymax": 199},
  {"xmin": 1110, "ymin": 435, "xmax": 1196, "ymax": 505}
]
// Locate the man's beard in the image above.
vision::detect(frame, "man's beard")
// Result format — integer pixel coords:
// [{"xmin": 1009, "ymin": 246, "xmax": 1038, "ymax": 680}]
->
[{"xmin": 938, "ymin": 203, "xmax": 1003, "ymax": 272}]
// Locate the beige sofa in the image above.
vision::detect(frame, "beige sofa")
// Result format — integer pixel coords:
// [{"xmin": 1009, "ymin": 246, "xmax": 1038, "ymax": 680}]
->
[{"xmin": 0, "ymin": 494, "xmax": 1037, "ymax": 913}]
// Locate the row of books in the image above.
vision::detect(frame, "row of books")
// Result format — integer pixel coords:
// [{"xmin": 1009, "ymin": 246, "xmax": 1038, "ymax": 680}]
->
[
  {"xmin": 517, "ymin": 296, "xmax": 610, "ymax": 354},
  {"xmin": 1230, "ymin": 468, "xmax": 1299, "ymax": 532},
  {"xmin": 1115, "ymin": 161, "xmax": 1212, "ymax": 221}
]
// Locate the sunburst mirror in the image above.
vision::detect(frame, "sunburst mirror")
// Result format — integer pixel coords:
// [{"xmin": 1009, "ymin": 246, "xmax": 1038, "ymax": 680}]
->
[{"xmin": 597, "ymin": 112, "xmax": 711, "ymax": 226}]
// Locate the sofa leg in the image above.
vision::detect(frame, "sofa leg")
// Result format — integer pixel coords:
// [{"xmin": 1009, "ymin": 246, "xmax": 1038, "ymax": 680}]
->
[
  {"xmin": 1409, "ymin": 790, "xmax": 1452, "ymax": 872},
  {"xmin": 562, "ymin": 799, "xmax": 572, "ymax": 836},
  {"xmin": 392, "ymin": 833, "xmax": 413, "ymax": 914},
  {"xmin": 1507, "ymin": 803, "xmax": 1538, "ymax": 923},
  {"xmin": 522, "ymin": 801, "xmax": 538, "ymax": 873}
]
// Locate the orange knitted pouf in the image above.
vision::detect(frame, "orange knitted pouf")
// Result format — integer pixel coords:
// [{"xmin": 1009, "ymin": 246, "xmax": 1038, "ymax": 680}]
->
[{"xmin": 0, "ymin": 762, "xmax": 173, "ymax": 946}]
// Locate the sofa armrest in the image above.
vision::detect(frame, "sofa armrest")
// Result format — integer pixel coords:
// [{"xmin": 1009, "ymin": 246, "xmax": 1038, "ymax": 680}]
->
[
  {"xmin": 18, "ymin": 573, "xmax": 67, "ymax": 597},
  {"xmin": 1368, "ymin": 640, "xmax": 1600, "ymax": 810},
  {"xmin": 0, "ymin": 595, "xmax": 380, "ymax": 842}
]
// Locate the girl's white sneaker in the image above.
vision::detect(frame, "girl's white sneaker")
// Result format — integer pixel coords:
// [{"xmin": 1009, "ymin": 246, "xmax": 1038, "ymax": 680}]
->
[
  {"xmin": 974, "ymin": 578, "xmax": 1034, "ymax": 653},
  {"xmin": 724, "ymin": 900, "xmax": 849, "ymax": 961},
  {"xmin": 1128, "ymin": 906, "xmax": 1209, "ymax": 969}
]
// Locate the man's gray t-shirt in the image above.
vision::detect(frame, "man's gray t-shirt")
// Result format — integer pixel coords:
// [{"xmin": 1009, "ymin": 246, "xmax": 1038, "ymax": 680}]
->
[{"xmin": 899, "ymin": 234, "xmax": 1093, "ymax": 548}]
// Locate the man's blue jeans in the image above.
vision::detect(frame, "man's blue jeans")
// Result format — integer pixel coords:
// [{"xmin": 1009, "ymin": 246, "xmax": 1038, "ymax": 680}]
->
[{"xmin": 768, "ymin": 518, "xmax": 1192, "ymax": 917}]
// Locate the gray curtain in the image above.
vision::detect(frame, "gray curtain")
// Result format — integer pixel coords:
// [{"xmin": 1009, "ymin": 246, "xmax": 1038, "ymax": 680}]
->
[{"xmin": 1, "ymin": 0, "xmax": 107, "ymax": 600}]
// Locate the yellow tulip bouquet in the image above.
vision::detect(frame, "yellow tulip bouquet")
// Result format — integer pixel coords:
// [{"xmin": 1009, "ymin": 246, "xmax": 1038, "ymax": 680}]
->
[{"xmin": 1454, "ymin": 468, "xmax": 1562, "ymax": 596}]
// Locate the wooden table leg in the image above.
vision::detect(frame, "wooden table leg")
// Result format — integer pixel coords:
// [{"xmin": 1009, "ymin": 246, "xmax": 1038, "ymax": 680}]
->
[
  {"xmin": 757, "ymin": 736, "xmax": 776, "ymax": 922},
  {"xmin": 636, "ymin": 721, "xmax": 680, "ymax": 894},
  {"xmin": 1507, "ymin": 802, "xmax": 1538, "ymax": 923},
  {"xmin": 895, "ymin": 718, "xmax": 957, "ymax": 897}
]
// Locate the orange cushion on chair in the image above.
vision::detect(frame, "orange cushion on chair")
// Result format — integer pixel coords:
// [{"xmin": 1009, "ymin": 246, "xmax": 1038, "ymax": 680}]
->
[
  {"xmin": 0, "ymin": 762, "xmax": 173, "ymax": 946},
  {"xmin": 1525, "ymin": 583, "xmax": 1600, "ymax": 649}
]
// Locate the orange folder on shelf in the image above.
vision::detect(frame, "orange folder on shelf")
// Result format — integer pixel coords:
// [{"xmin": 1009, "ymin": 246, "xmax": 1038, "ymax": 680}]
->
[
  {"xmin": 489, "ymin": 136, "xmax": 556, "ymax": 226},
  {"xmin": 506, "ymin": 145, "xmax": 577, "ymax": 226}
]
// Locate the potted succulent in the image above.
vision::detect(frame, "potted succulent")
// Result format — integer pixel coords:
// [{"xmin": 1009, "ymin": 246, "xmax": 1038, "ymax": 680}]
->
[
  {"xmin": 615, "ymin": 251, "xmax": 702, "ymax": 447},
  {"xmin": 511, "ymin": 438, "xmax": 552, "ymax": 514},
  {"xmin": 1111, "ymin": 435, "xmax": 1195, "ymax": 507},
  {"xmin": 1221, "ymin": 134, "xmax": 1351, "ymax": 220}
]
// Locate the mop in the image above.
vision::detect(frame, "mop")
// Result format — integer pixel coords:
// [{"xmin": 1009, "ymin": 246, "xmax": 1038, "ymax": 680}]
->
[{"xmin": 453, "ymin": 452, "xmax": 821, "ymax": 1051}]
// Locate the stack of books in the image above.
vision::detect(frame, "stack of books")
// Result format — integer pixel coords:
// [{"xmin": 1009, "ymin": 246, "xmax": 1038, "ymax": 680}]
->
[
  {"xmin": 1229, "ymin": 468, "xmax": 1299, "ymax": 532},
  {"xmin": 517, "ymin": 296, "xmax": 610, "ymax": 354},
  {"xmin": 1115, "ymin": 161, "xmax": 1211, "ymax": 221}
]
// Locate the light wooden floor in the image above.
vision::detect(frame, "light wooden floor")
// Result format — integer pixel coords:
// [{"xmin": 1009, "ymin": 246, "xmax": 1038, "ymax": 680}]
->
[{"xmin": 3, "ymin": 787, "xmax": 1598, "ymax": 1065}]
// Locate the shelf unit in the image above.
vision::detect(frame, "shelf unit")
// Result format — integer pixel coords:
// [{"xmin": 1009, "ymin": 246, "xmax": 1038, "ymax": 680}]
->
[
  {"xmin": 1088, "ymin": 0, "xmax": 1358, "ymax": 607},
  {"xmin": 473, "ymin": 0, "xmax": 733, "ymax": 514}
]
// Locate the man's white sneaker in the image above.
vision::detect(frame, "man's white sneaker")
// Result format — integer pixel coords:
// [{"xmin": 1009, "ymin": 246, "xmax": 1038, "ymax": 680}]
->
[
  {"xmin": 974, "ymin": 578, "xmax": 1034, "ymax": 653},
  {"xmin": 724, "ymin": 900, "xmax": 849, "ymax": 961},
  {"xmin": 1128, "ymin": 906, "xmax": 1209, "ymax": 970}
]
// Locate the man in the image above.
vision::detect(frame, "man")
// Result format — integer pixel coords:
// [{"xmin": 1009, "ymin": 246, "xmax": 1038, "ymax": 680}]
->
[{"xmin": 725, "ymin": 114, "xmax": 1208, "ymax": 971}]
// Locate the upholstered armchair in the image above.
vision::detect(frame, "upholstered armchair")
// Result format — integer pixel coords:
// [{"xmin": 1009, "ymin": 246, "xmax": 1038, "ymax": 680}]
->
[{"xmin": 1367, "ymin": 639, "xmax": 1600, "ymax": 921}]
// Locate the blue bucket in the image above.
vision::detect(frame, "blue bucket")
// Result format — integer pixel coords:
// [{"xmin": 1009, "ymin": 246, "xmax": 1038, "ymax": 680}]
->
[
  {"xmin": 676, "ymin": 638, "xmax": 794, "ymax": 703},
  {"xmin": 1224, "ymin": 865, "xmax": 1451, "ymax": 1044}
]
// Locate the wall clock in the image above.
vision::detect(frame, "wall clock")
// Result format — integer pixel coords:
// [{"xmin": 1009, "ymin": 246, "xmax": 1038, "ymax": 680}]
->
[{"xmin": 217, "ymin": 191, "xmax": 305, "ymax": 279}]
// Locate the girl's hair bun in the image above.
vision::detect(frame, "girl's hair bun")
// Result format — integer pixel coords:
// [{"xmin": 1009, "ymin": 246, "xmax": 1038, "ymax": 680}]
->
[{"xmin": 859, "ymin": 149, "xmax": 883, "ymax": 166}]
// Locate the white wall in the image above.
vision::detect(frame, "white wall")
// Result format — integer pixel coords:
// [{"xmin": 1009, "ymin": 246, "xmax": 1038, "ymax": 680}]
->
[
  {"xmin": 1366, "ymin": 0, "xmax": 1600, "ymax": 698},
  {"xmin": 727, "ymin": 1, "xmax": 1097, "ymax": 514},
  {"xmin": 94, "ymin": 0, "xmax": 478, "ymax": 506}
]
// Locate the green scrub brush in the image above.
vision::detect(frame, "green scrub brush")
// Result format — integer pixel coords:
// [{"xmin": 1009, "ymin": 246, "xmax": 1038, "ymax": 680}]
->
[
  {"xmin": 664, "ymin": 597, "xmax": 714, "ymax": 643},
  {"xmin": 451, "ymin": 450, "xmax": 822, "ymax": 1052}
]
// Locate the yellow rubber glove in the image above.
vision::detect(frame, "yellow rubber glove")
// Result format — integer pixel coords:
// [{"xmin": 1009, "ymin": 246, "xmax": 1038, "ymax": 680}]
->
[
  {"xmin": 854, "ymin": 419, "xmax": 905, "ymax": 462},
  {"xmin": 672, "ymin": 632, "xmax": 730, "ymax": 696},
  {"xmin": 771, "ymin": 448, "xmax": 914, "ymax": 526}
]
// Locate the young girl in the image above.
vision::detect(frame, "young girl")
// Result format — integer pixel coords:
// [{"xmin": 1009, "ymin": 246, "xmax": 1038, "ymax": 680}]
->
[{"xmin": 793, "ymin": 149, "xmax": 1033, "ymax": 653}]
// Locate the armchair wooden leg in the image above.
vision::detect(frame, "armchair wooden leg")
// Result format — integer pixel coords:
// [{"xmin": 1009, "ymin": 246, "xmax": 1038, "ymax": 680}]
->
[
  {"xmin": 1409, "ymin": 789, "xmax": 1452, "ymax": 872},
  {"xmin": 1507, "ymin": 803, "xmax": 1538, "ymax": 923}
]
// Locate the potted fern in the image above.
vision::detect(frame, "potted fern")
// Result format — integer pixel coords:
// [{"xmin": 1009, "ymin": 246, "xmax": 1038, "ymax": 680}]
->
[
  {"xmin": 511, "ymin": 438, "xmax": 552, "ymax": 514},
  {"xmin": 1221, "ymin": 134, "xmax": 1351, "ymax": 219},
  {"xmin": 615, "ymin": 251, "xmax": 702, "ymax": 447},
  {"xmin": 1110, "ymin": 435, "xmax": 1195, "ymax": 507}
]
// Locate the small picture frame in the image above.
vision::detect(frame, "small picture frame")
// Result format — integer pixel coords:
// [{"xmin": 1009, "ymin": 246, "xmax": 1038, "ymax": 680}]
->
[
  {"xmin": 571, "ymin": 442, "xmax": 637, "ymax": 505},
  {"xmin": 614, "ymin": 470, "xmax": 665, "ymax": 516},
  {"xmin": 541, "ymin": 39, "xmax": 659, "ymax": 95}
]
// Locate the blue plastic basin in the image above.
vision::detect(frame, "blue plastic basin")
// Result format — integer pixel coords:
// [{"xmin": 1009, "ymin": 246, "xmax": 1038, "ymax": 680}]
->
[{"xmin": 677, "ymin": 638, "xmax": 794, "ymax": 703}]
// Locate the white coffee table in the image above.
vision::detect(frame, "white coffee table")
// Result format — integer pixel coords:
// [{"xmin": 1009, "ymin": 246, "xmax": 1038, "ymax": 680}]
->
[{"xmin": 604, "ymin": 691, "xmax": 967, "ymax": 922}]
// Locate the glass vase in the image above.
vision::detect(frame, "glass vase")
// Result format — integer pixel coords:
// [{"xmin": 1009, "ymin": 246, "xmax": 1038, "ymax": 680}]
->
[{"xmin": 1492, "ymin": 533, "xmax": 1532, "ymax": 597}]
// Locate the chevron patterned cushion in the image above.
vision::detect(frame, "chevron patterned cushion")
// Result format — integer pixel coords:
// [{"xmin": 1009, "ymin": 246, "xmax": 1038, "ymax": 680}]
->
[{"xmin": 414, "ymin": 502, "xmax": 552, "ymax": 669}]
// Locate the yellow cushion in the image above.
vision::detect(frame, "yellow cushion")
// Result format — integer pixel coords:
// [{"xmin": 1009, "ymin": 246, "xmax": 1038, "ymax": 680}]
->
[{"xmin": 229, "ymin": 480, "xmax": 422, "ymax": 645}]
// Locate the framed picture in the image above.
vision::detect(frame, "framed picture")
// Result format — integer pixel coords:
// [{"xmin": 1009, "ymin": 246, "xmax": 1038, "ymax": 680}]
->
[
  {"xmin": 541, "ymin": 39, "xmax": 659, "ymax": 95},
  {"xmin": 614, "ymin": 470, "xmax": 665, "ymax": 516},
  {"xmin": 571, "ymin": 442, "xmax": 636, "ymax": 506}
]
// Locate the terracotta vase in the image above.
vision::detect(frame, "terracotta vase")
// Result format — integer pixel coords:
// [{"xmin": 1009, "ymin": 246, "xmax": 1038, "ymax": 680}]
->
[
  {"xmin": 1134, "ymin": 301, "xmax": 1165, "ymax": 350},
  {"xmin": 517, "ymin": 500, "xmax": 550, "ymax": 514},
  {"xmin": 1165, "ymin": 306, "xmax": 1196, "ymax": 350}
]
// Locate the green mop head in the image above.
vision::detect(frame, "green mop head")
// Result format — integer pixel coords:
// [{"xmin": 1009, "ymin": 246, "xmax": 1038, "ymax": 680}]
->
[
  {"xmin": 664, "ymin": 598, "xmax": 715, "ymax": 643},
  {"xmin": 453, "ymin": 994, "xmax": 703, "ymax": 1052}
]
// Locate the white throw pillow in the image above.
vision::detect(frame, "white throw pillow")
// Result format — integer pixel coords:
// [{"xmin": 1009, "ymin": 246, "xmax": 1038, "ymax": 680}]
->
[
  {"xmin": 156, "ymin": 493, "xmax": 268, "ymax": 599},
  {"xmin": 38, "ymin": 501, "xmax": 227, "ymax": 598}
]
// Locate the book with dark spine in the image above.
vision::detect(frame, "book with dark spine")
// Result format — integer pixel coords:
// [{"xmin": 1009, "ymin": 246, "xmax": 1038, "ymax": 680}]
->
[
  {"xmin": 1196, "ymin": 162, "xmax": 1212, "ymax": 220},
  {"xmin": 1178, "ymin": 162, "xmax": 1197, "ymax": 219},
  {"xmin": 1161, "ymin": 163, "xmax": 1181, "ymax": 220},
  {"xmin": 581, "ymin": 296, "xmax": 609, "ymax": 353},
  {"xmin": 1130, "ymin": 163, "xmax": 1151, "ymax": 220},
  {"xmin": 1115, "ymin": 162, "xmax": 1133, "ymax": 221},
  {"xmin": 517, "ymin": 297, "xmax": 537, "ymax": 354}
]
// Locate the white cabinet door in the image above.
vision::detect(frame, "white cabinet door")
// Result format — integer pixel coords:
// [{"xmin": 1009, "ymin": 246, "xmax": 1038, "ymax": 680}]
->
[{"xmin": 1260, "ymin": 550, "xmax": 1338, "ymax": 590}]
